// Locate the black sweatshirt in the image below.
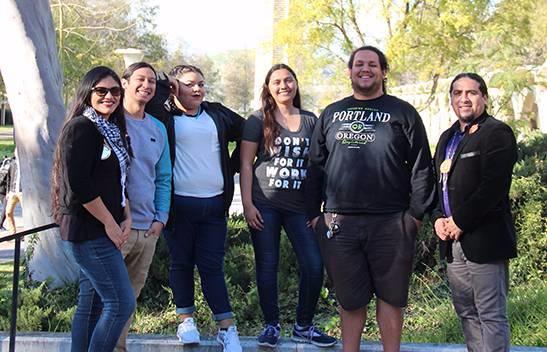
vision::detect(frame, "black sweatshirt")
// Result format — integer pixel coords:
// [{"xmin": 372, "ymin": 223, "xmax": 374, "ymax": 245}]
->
[{"xmin": 305, "ymin": 95, "xmax": 435, "ymax": 220}]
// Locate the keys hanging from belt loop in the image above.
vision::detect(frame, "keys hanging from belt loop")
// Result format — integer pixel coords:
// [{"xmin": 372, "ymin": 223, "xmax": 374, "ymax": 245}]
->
[{"xmin": 326, "ymin": 213, "xmax": 340, "ymax": 239}]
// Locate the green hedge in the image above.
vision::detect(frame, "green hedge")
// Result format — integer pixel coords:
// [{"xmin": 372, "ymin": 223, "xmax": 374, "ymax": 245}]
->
[{"xmin": 0, "ymin": 130, "xmax": 544, "ymax": 346}]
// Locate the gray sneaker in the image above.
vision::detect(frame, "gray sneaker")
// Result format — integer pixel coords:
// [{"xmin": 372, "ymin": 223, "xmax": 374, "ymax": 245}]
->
[
  {"xmin": 217, "ymin": 325, "xmax": 242, "ymax": 352},
  {"xmin": 176, "ymin": 317, "xmax": 200, "ymax": 344}
]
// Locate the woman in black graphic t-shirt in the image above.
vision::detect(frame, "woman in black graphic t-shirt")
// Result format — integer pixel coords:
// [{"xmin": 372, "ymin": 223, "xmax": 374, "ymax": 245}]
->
[{"xmin": 240, "ymin": 64, "xmax": 336, "ymax": 348}]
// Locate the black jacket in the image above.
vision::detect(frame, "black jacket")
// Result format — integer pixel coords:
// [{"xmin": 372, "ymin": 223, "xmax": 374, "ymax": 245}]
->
[
  {"xmin": 58, "ymin": 116, "xmax": 124, "ymax": 241},
  {"xmin": 431, "ymin": 113, "xmax": 518, "ymax": 263},
  {"xmin": 145, "ymin": 72, "xmax": 244, "ymax": 223}
]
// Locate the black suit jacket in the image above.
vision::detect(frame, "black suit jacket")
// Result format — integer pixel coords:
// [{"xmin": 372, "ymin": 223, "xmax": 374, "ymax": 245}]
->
[{"xmin": 432, "ymin": 113, "xmax": 518, "ymax": 263}]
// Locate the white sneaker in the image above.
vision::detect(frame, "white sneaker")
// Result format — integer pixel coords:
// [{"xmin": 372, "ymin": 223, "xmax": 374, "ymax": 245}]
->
[
  {"xmin": 217, "ymin": 325, "xmax": 242, "ymax": 352},
  {"xmin": 176, "ymin": 317, "xmax": 200, "ymax": 344}
]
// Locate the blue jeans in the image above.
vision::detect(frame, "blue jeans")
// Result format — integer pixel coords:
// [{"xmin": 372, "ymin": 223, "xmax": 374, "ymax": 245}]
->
[
  {"xmin": 251, "ymin": 204, "xmax": 324, "ymax": 326},
  {"xmin": 65, "ymin": 236, "xmax": 136, "ymax": 352},
  {"xmin": 164, "ymin": 194, "xmax": 233, "ymax": 321}
]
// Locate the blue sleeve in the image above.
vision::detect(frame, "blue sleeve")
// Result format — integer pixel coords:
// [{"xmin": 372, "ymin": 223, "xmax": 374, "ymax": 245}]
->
[{"xmin": 151, "ymin": 116, "xmax": 172, "ymax": 225}]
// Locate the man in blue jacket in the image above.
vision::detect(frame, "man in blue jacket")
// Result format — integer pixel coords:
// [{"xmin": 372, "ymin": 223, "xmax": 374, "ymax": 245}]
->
[
  {"xmin": 432, "ymin": 73, "xmax": 517, "ymax": 352},
  {"xmin": 115, "ymin": 62, "xmax": 172, "ymax": 352}
]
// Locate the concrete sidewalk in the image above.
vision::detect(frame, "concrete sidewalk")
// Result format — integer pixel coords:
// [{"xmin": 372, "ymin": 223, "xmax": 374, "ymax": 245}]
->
[{"xmin": 0, "ymin": 333, "xmax": 545, "ymax": 351}]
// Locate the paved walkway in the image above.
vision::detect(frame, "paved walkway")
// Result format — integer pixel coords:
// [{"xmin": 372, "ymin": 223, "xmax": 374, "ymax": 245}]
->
[
  {"xmin": 0, "ymin": 128, "xmax": 13, "ymax": 140},
  {"xmin": 0, "ymin": 125, "xmax": 14, "ymax": 146},
  {"xmin": 0, "ymin": 203, "xmax": 24, "ymax": 263},
  {"xmin": 0, "ymin": 333, "xmax": 545, "ymax": 352}
]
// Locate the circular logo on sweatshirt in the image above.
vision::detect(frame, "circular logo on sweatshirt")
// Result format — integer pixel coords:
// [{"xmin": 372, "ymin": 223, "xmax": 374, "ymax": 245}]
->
[{"xmin": 349, "ymin": 121, "xmax": 366, "ymax": 133}]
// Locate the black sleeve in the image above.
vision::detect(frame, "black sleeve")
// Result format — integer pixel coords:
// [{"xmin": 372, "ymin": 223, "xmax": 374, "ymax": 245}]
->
[
  {"xmin": 145, "ymin": 71, "xmax": 175, "ymax": 164},
  {"xmin": 305, "ymin": 110, "xmax": 329, "ymax": 220},
  {"xmin": 219, "ymin": 104, "xmax": 245, "ymax": 174},
  {"xmin": 452, "ymin": 124, "xmax": 517, "ymax": 231},
  {"xmin": 242, "ymin": 113, "xmax": 263, "ymax": 143},
  {"xmin": 404, "ymin": 108, "xmax": 436, "ymax": 220},
  {"xmin": 61, "ymin": 118, "xmax": 102, "ymax": 204},
  {"xmin": 145, "ymin": 71, "xmax": 172, "ymax": 125},
  {"xmin": 430, "ymin": 143, "xmax": 444, "ymax": 224},
  {"xmin": 4, "ymin": 161, "xmax": 12, "ymax": 193},
  {"xmin": 223, "ymin": 105, "xmax": 245, "ymax": 143}
]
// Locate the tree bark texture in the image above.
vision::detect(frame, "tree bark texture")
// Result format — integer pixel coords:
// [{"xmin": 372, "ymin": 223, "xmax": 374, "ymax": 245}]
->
[{"xmin": 0, "ymin": 0, "xmax": 78, "ymax": 286}]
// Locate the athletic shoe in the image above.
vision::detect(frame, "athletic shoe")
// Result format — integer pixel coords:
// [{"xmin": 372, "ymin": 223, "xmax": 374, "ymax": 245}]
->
[
  {"xmin": 176, "ymin": 317, "xmax": 200, "ymax": 344},
  {"xmin": 292, "ymin": 324, "xmax": 337, "ymax": 347},
  {"xmin": 257, "ymin": 324, "xmax": 281, "ymax": 348},
  {"xmin": 217, "ymin": 325, "xmax": 242, "ymax": 352}
]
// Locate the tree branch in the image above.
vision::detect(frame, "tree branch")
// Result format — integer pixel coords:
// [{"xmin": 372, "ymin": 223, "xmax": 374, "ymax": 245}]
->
[{"xmin": 347, "ymin": 0, "xmax": 365, "ymax": 45}]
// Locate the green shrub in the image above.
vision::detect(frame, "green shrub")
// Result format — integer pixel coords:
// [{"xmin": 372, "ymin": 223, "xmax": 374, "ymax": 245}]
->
[
  {"xmin": 0, "ymin": 278, "xmax": 75, "ymax": 332},
  {"xmin": 508, "ymin": 279, "xmax": 547, "ymax": 346},
  {"xmin": 509, "ymin": 131, "xmax": 546, "ymax": 285},
  {"xmin": 0, "ymin": 130, "xmax": 543, "ymax": 347},
  {"xmin": 138, "ymin": 214, "xmax": 337, "ymax": 336},
  {"xmin": 404, "ymin": 268, "xmax": 462, "ymax": 344}
]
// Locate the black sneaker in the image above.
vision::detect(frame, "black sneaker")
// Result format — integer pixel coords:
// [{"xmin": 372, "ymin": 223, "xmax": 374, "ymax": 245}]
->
[
  {"xmin": 292, "ymin": 324, "xmax": 337, "ymax": 347},
  {"xmin": 257, "ymin": 324, "xmax": 281, "ymax": 348}
]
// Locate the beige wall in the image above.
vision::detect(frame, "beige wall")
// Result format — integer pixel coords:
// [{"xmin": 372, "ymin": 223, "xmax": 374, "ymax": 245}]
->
[{"xmin": 391, "ymin": 63, "xmax": 547, "ymax": 142}]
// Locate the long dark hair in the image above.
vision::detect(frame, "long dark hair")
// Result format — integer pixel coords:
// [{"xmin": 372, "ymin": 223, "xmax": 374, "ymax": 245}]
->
[
  {"xmin": 52, "ymin": 66, "xmax": 130, "ymax": 223},
  {"xmin": 260, "ymin": 64, "xmax": 301, "ymax": 155}
]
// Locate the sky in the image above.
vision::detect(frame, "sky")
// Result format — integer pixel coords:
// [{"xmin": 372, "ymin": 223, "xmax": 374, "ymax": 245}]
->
[{"xmin": 151, "ymin": 0, "xmax": 265, "ymax": 54}]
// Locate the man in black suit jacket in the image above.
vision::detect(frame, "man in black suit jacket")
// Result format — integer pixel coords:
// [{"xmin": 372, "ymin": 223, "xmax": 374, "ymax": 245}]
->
[{"xmin": 432, "ymin": 73, "xmax": 517, "ymax": 352}]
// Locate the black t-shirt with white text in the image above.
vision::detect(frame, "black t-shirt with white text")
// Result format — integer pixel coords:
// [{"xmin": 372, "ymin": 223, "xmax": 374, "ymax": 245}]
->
[{"xmin": 242, "ymin": 110, "xmax": 317, "ymax": 213}]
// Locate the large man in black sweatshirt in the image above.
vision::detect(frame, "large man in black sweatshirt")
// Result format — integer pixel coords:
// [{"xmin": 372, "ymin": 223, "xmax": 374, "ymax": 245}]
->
[{"xmin": 306, "ymin": 46, "xmax": 435, "ymax": 352}]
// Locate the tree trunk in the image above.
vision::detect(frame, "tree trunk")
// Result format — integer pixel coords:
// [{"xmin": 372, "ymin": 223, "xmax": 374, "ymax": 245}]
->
[{"xmin": 0, "ymin": 0, "xmax": 78, "ymax": 286}]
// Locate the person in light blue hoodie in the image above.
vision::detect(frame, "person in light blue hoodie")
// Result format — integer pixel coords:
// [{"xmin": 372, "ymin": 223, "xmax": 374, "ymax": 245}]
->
[{"xmin": 115, "ymin": 62, "xmax": 172, "ymax": 352}]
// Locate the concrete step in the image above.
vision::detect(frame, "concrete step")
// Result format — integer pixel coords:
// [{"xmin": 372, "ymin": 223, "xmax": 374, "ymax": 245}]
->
[{"xmin": 0, "ymin": 333, "xmax": 545, "ymax": 351}]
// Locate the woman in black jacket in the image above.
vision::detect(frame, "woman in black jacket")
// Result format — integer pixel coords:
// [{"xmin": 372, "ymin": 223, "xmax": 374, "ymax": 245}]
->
[
  {"xmin": 146, "ymin": 65, "xmax": 244, "ymax": 352},
  {"xmin": 52, "ymin": 66, "xmax": 135, "ymax": 352}
]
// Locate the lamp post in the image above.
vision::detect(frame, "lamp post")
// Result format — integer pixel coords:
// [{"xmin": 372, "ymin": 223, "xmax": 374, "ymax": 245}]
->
[{"xmin": 114, "ymin": 48, "xmax": 145, "ymax": 68}]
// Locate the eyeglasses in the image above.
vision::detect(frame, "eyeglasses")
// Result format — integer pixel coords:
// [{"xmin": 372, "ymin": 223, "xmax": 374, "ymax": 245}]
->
[{"xmin": 91, "ymin": 86, "xmax": 122, "ymax": 97}]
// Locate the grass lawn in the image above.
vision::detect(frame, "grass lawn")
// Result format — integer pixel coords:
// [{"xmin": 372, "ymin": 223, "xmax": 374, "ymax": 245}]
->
[
  {"xmin": 0, "ymin": 260, "xmax": 18, "ymax": 312},
  {"xmin": 0, "ymin": 261, "xmax": 15, "ymax": 286},
  {"xmin": 0, "ymin": 140, "xmax": 15, "ymax": 157},
  {"xmin": 0, "ymin": 125, "xmax": 14, "ymax": 157}
]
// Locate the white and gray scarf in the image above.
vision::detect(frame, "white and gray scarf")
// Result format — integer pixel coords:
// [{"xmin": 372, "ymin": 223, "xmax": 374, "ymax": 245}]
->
[{"xmin": 83, "ymin": 106, "xmax": 130, "ymax": 207}]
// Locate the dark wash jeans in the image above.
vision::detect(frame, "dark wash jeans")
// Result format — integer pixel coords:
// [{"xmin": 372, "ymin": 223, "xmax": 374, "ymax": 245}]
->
[
  {"xmin": 164, "ymin": 194, "xmax": 233, "ymax": 321},
  {"xmin": 251, "ymin": 203, "xmax": 324, "ymax": 326},
  {"xmin": 65, "ymin": 236, "xmax": 136, "ymax": 352}
]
